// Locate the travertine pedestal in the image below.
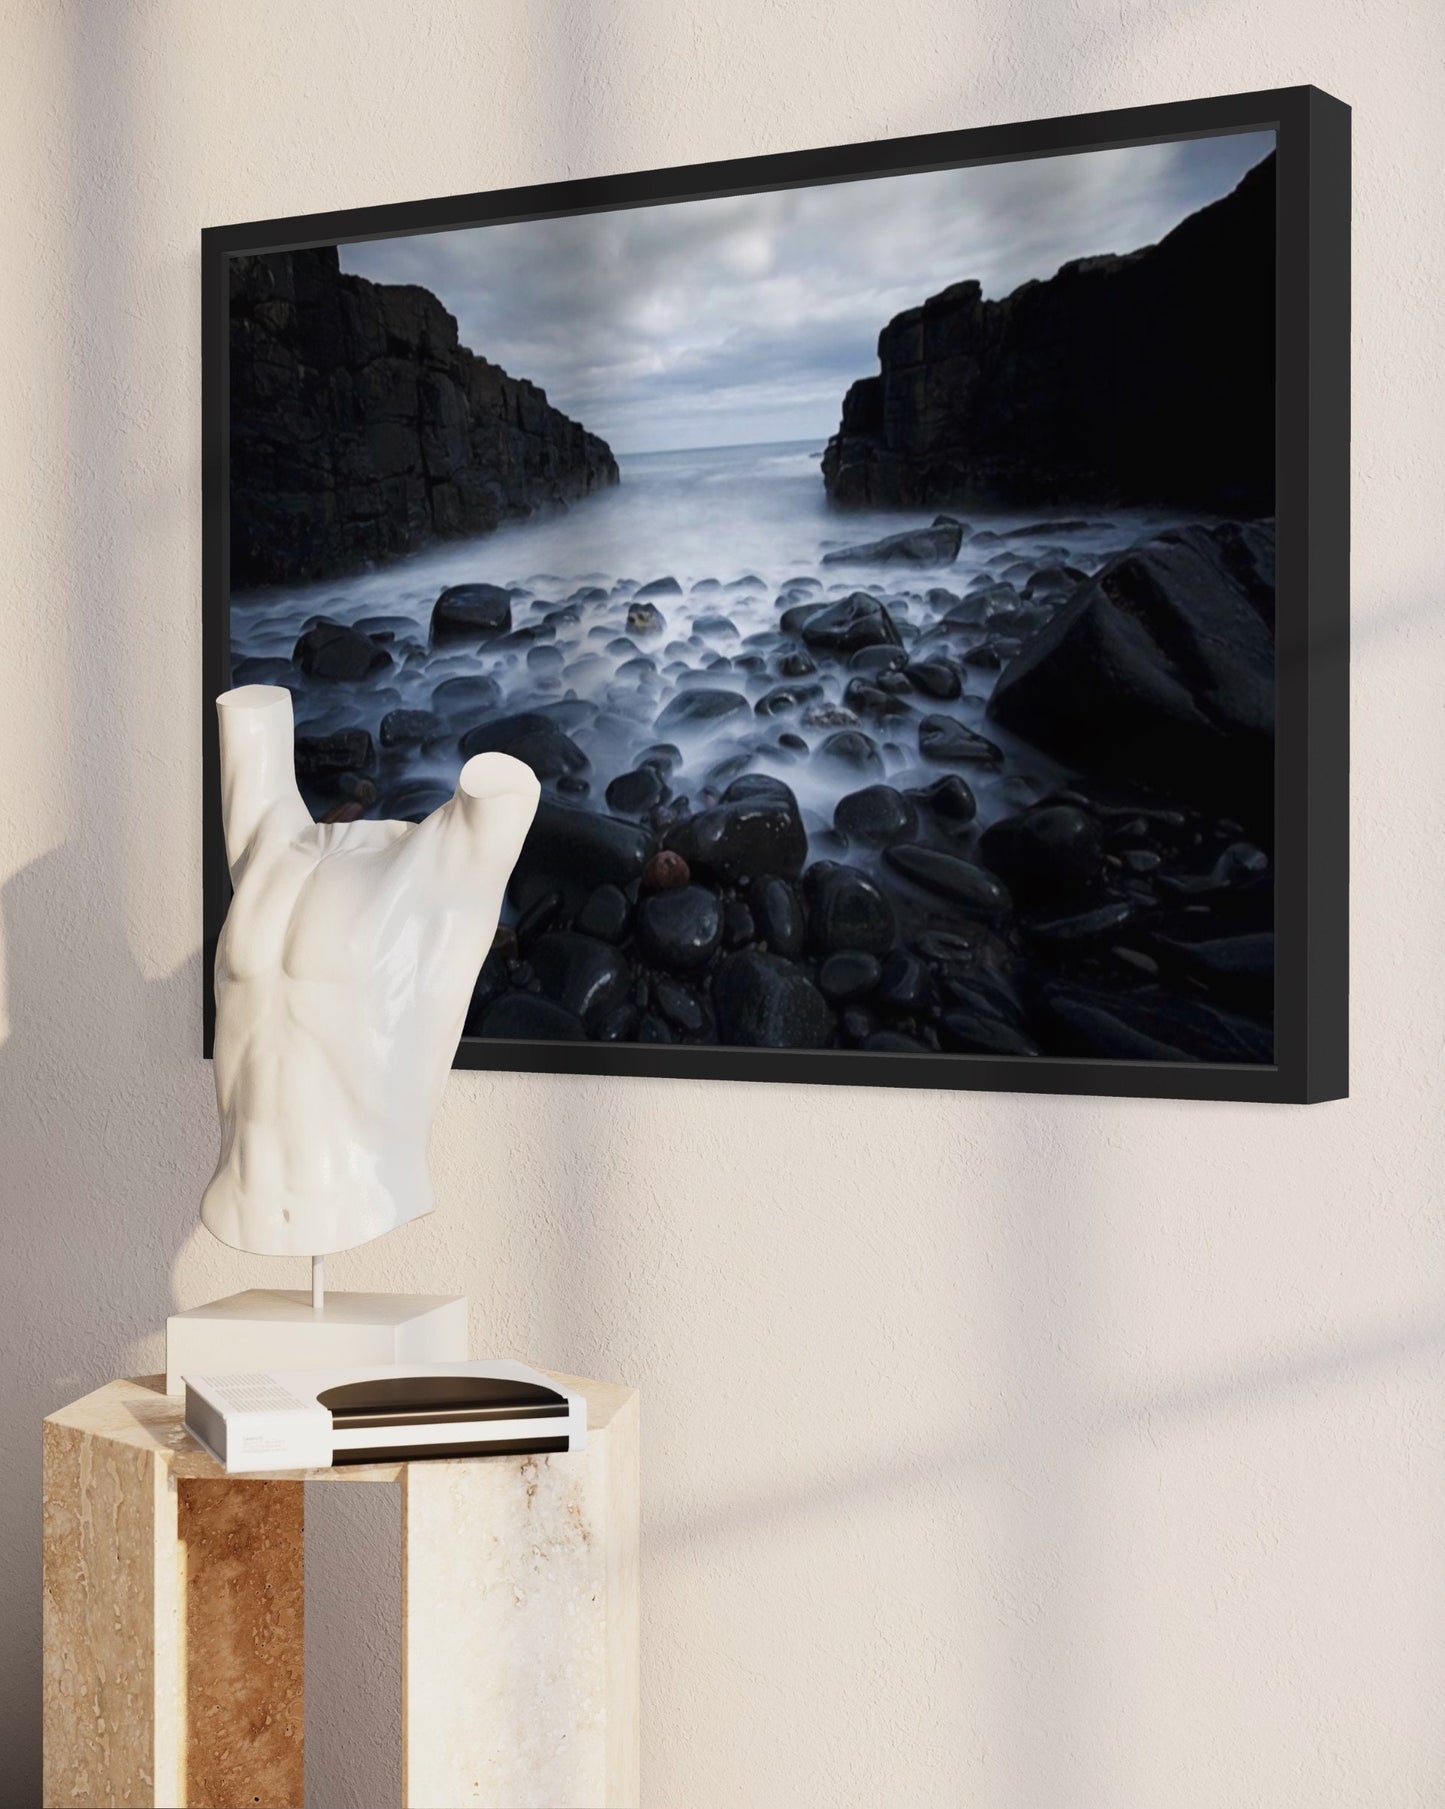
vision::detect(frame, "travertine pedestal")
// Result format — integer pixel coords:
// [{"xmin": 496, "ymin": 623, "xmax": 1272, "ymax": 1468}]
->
[{"xmin": 42, "ymin": 1374, "xmax": 639, "ymax": 1809}]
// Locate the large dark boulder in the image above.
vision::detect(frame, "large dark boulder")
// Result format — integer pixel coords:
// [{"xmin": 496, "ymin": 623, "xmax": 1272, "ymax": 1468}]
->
[
  {"xmin": 528, "ymin": 932, "xmax": 631, "ymax": 1026},
  {"xmin": 458, "ymin": 711, "xmax": 555, "ymax": 758},
  {"xmin": 380, "ymin": 707, "xmax": 442, "ymax": 747},
  {"xmin": 800, "ymin": 593, "xmax": 902, "ymax": 655},
  {"xmin": 508, "ymin": 801, "xmax": 654, "ymax": 913},
  {"xmin": 908, "ymin": 774, "xmax": 978, "ymax": 824},
  {"xmin": 979, "ymin": 805, "xmax": 1104, "ymax": 903},
  {"xmin": 499, "ymin": 728, "xmax": 588, "ymax": 783},
  {"xmin": 917, "ymin": 715, "xmax": 1003, "ymax": 766},
  {"xmin": 987, "ymin": 521, "xmax": 1275, "ymax": 818},
  {"xmin": 803, "ymin": 862, "xmax": 896, "ymax": 955},
  {"xmin": 665, "ymin": 780, "xmax": 808, "ymax": 882},
  {"xmin": 821, "ymin": 522, "xmax": 963, "ymax": 566},
  {"xmin": 229, "ymin": 247, "xmax": 618, "ymax": 587},
  {"xmin": 882, "ymin": 846, "xmax": 1012, "ymax": 918},
  {"xmin": 822, "ymin": 153, "xmax": 1275, "ymax": 516},
  {"xmin": 712, "ymin": 952, "xmax": 831, "ymax": 1049},
  {"xmin": 833, "ymin": 785, "xmax": 918, "ymax": 847},
  {"xmin": 817, "ymin": 729, "xmax": 883, "ymax": 776},
  {"xmin": 655, "ymin": 689, "xmax": 751, "ymax": 731},
  {"xmin": 430, "ymin": 583, "xmax": 513, "ymax": 643},
  {"xmin": 605, "ymin": 766, "xmax": 668, "ymax": 815},
  {"xmin": 636, "ymin": 886, "xmax": 724, "ymax": 971},
  {"xmin": 293, "ymin": 621, "xmax": 393, "ymax": 681},
  {"xmin": 431, "ymin": 674, "xmax": 504, "ymax": 718}
]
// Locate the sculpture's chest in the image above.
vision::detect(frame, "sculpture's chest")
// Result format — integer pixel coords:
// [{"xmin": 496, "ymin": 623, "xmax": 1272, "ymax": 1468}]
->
[{"xmin": 219, "ymin": 844, "xmax": 401, "ymax": 984}]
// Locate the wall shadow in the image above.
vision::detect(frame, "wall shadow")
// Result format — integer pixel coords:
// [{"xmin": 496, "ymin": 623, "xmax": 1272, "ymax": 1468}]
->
[{"xmin": 0, "ymin": 847, "xmax": 207, "ymax": 1805}]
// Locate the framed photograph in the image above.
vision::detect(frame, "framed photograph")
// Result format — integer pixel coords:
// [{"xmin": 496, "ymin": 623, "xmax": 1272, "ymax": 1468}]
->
[{"xmin": 202, "ymin": 85, "xmax": 1348, "ymax": 1102}]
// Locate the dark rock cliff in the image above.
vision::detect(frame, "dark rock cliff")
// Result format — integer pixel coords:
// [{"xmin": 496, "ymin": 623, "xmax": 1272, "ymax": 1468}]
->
[
  {"xmin": 822, "ymin": 153, "xmax": 1275, "ymax": 517},
  {"xmin": 229, "ymin": 248, "xmax": 619, "ymax": 588}
]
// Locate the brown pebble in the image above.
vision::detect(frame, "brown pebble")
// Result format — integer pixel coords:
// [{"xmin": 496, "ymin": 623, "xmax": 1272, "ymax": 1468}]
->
[
  {"xmin": 320, "ymin": 801, "xmax": 365, "ymax": 823},
  {"xmin": 642, "ymin": 849, "xmax": 690, "ymax": 892}
]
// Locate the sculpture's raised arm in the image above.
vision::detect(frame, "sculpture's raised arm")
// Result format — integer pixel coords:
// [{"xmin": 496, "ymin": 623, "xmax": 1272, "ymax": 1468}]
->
[
  {"xmin": 448, "ymin": 751, "xmax": 542, "ymax": 871},
  {"xmin": 216, "ymin": 685, "xmax": 310, "ymax": 873},
  {"xmin": 393, "ymin": 749, "xmax": 541, "ymax": 909}
]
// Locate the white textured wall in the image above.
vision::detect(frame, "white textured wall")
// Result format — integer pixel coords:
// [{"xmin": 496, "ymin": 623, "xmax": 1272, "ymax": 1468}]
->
[{"xmin": 2, "ymin": 2, "xmax": 1443, "ymax": 1804}]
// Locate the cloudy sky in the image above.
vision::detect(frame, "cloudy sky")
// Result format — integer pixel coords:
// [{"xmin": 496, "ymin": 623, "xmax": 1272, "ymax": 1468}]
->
[{"xmin": 342, "ymin": 130, "xmax": 1274, "ymax": 456}]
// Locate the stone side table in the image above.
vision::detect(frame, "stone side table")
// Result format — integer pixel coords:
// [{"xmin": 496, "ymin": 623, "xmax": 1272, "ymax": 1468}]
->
[{"xmin": 43, "ymin": 1373, "xmax": 639, "ymax": 1809}]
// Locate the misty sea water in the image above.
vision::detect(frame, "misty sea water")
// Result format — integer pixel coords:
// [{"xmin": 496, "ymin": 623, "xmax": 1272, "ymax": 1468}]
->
[{"xmin": 230, "ymin": 438, "xmax": 1151, "ymax": 827}]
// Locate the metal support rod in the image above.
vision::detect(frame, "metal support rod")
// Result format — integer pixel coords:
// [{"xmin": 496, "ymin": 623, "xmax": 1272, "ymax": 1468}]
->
[{"xmin": 311, "ymin": 1254, "xmax": 325, "ymax": 1312}]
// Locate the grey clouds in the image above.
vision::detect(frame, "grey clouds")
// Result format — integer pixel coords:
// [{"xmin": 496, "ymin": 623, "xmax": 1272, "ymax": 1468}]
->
[{"xmin": 342, "ymin": 130, "xmax": 1274, "ymax": 455}]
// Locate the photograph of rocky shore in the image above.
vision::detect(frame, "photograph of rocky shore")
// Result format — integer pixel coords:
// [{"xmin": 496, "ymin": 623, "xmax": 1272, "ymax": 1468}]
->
[{"xmin": 227, "ymin": 131, "xmax": 1278, "ymax": 1067}]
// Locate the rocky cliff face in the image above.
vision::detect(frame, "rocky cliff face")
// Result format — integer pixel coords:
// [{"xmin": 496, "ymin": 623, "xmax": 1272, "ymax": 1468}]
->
[
  {"xmin": 229, "ymin": 248, "xmax": 618, "ymax": 587},
  {"xmin": 822, "ymin": 153, "xmax": 1275, "ymax": 516}
]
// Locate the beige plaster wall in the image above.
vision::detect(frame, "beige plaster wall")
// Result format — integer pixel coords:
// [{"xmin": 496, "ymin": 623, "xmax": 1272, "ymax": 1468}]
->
[{"xmin": 2, "ymin": 2, "xmax": 1442, "ymax": 1803}]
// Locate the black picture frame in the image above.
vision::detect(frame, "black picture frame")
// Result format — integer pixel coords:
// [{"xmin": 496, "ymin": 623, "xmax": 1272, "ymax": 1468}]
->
[{"xmin": 202, "ymin": 84, "xmax": 1349, "ymax": 1103}]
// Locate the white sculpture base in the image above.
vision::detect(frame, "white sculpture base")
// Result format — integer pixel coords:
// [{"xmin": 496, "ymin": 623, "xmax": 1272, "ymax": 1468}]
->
[{"xmin": 165, "ymin": 1290, "xmax": 469, "ymax": 1395}]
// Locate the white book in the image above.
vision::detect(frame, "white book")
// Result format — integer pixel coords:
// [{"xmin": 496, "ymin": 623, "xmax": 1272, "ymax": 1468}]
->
[{"xmin": 184, "ymin": 1360, "xmax": 586, "ymax": 1473}]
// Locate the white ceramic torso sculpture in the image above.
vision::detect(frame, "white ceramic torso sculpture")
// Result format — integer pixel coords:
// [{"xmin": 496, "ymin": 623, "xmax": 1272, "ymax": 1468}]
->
[{"xmin": 202, "ymin": 684, "xmax": 540, "ymax": 1256}]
